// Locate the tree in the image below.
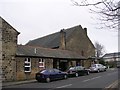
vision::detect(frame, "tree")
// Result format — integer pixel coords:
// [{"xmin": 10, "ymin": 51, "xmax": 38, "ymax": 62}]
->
[
  {"xmin": 71, "ymin": 0, "xmax": 120, "ymax": 29},
  {"xmin": 95, "ymin": 41, "xmax": 105, "ymax": 58}
]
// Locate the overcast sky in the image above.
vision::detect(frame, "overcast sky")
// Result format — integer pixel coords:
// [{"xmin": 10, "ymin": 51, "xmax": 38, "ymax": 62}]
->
[{"xmin": 0, "ymin": 0, "xmax": 118, "ymax": 53}]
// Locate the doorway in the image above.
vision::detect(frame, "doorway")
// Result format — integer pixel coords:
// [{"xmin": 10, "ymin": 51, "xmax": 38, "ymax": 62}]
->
[{"xmin": 59, "ymin": 60, "xmax": 68, "ymax": 71}]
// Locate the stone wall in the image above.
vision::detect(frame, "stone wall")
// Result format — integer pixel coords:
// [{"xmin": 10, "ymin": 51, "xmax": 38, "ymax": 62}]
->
[
  {"xmin": 66, "ymin": 26, "xmax": 95, "ymax": 67},
  {"xmin": 16, "ymin": 57, "xmax": 53, "ymax": 81},
  {"xmin": 0, "ymin": 18, "xmax": 2, "ymax": 87},
  {"xmin": 1, "ymin": 17, "xmax": 19, "ymax": 81},
  {"xmin": 66, "ymin": 25, "xmax": 95, "ymax": 58}
]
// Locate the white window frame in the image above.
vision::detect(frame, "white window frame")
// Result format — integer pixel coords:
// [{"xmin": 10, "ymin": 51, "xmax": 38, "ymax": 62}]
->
[
  {"xmin": 39, "ymin": 59, "xmax": 44, "ymax": 68},
  {"xmin": 24, "ymin": 58, "xmax": 31, "ymax": 72}
]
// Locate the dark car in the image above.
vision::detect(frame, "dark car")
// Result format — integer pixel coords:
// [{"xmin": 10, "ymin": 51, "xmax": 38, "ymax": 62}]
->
[
  {"xmin": 67, "ymin": 66, "xmax": 90, "ymax": 77},
  {"xmin": 35, "ymin": 68, "xmax": 68, "ymax": 83}
]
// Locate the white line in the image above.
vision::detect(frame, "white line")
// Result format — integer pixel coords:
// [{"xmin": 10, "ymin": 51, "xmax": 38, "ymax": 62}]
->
[
  {"xmin": 56, "ymin": 84, "xmax": 72, "ymax": 88},
  {"xmin": 91, "ymin": 76, "xmax": 102, "ymax": 80},
  {"xmin": 83, "ymin": 79, "xmax": 91, "ymax": 82},
  {"xmin": 83, "ymin": 76, "xmax": 102, "ymax": 82}
]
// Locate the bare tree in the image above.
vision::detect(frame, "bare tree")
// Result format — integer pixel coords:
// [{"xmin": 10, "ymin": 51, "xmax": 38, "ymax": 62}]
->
[
  {"xmin": 95, "ymin": 41, "xmax": 105, "ymax": 58},
  {"xmin": 71, "ymin": 0, "xmax": 120, "ymax": 30}
]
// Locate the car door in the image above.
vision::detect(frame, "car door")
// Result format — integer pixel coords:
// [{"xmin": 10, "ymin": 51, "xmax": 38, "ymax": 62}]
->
[
  {"xmin": 54, "ymin": 69, "xmax": 63, "ymax": 79},
  {"xmin": 48, "ymin": 69, "xmax": 56, "ymax": 80},
  {"xmin": 76, "ymin": 66, "xmax": 81, "ymax": 75},
  {"xmin": 77, "ymin": 66, "xmax": 85, "ymax": 75}
]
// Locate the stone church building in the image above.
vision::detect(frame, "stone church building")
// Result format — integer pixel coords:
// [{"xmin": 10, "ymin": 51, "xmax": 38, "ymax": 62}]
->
[{"xmin": 0, "ymin": 17, "xmax": 95, "ymax": 82}]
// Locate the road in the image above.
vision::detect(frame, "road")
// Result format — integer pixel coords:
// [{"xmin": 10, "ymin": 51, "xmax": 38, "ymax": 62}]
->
[{"xmin": 3, "ymin": 68, "xmax": 119, "ymax": 89}]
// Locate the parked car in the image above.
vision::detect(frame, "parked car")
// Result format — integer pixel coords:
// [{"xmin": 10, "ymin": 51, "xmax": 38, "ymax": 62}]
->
[
  {"xmin": 89, "ymin": 64, "xmax": 107, "ymax": 73},
  {"xmin": 67, "ymin": 66, "xmax": 90, "ymax": 77},
  {"xmin": 35, "ymin": 68, "xmax": 68, "ymax": 83},
  {"xmin": 116, "ymin": 61, "xmax": 120, "ymax": 68}
]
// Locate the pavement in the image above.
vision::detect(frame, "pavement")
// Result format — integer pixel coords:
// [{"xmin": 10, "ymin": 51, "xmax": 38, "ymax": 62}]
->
[
  {"xmin": 104, "ymin": 80, "xmax": 119, "ymax": 89},
  {"xmin": 2, "ymin": 79, "xmax": 36, "ymax": 87}
]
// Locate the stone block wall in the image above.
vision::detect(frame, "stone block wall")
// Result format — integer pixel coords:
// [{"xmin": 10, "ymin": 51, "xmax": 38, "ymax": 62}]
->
[
  {"xmin": 0, "ymin": 17, "xmax": 19, "ymax": 82},
  {"xmin": 0, "ymin": 18, "xmax": 2, "ymax": 85},
  {"xmin": 66, "ymin": 25, "xmax": 95, "ymax": 58},
  {"xmin": 66, "ymin": 26, "xmax": 95, "ymax": 67},
  {"xmin": 16, "ymin": 57, "xmax": 53, "ymax": 81}
]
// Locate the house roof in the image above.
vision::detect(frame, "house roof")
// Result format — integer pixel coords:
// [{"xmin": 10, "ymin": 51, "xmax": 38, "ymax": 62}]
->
[
  {"xmin": 26, "ymin": 25, "xmax": 83, "ymax": 48},
  {"xmin": 16, "ymin": 45, "xmax": 86, "ymax": 60},
  {"xmin": 103, "ymin": 52, "xmax": 120, "ymax": 59}
]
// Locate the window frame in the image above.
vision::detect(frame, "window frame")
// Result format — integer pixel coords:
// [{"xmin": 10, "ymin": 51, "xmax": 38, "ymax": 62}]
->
[
  {"xmin": 24, "ymin": 58, "xmax": 31, "ymax": 72},
  {"xmin": 39, "ymin": 59, "xmax": 44, "ymax": 68}
]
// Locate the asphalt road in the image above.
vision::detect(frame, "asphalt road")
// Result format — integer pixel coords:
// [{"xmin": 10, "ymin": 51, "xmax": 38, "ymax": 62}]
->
[{"xmin": 3, "ymin": 68, "xmax": 119, "ymax": 89}]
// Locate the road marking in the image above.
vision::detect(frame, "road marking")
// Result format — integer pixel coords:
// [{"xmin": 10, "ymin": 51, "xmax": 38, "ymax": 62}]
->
[
  {"xmin": 83, "ymin": 76, "xmax": 102, "ymax": 82},
  {"xmin": 56, "ymin": 84, "xmax": 72, "ymax": 88},
  {"xmin": 83, "ymin": 79, "xmax": 91, "ymax": 82},
  {"xmin": 105, "ymin": 80, "xmax": 118, "ymax": 88}
]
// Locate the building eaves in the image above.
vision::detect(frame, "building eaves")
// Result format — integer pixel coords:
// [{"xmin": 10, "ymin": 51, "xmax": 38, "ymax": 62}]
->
[{"xmin": 16, "ymin": 45, "xmax": 86, "ymax": 60}]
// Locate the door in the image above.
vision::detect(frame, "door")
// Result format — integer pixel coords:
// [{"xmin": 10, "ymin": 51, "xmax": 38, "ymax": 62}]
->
[{"xmin": 59, "ymin": 60, "xmax": 68, "ymax": 71}]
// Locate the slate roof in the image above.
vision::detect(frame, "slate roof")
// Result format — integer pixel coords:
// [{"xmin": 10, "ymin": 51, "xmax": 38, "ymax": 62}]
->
[
  {"xmin": 103, "ymin": 52, "xmax": 120, "ymax": 59},
  {"xmin": 26, "ymin": 25, "xmax": 83, "ymax": 48},
  {"xmin": 16, "ymin": 45, "xmax": 86, "ymax": 60}
]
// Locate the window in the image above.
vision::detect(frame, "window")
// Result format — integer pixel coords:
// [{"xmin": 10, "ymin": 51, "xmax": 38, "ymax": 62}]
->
[
  {"xmin": 24, "ymin": 58, "xmax": 31, "ymax": 72},
  {"xmin": 39, "ymin": 59, "xmax": 44, "ymax": 68}
]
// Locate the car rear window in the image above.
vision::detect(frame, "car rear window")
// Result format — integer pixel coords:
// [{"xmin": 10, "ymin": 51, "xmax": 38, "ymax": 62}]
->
[
  {"xmin": 69, "ymin": 67, "xmax": 75, "ymax": 70},
  {"xmin": 40, "ymin": 70, "xmax": 47, "ymax": 73}
]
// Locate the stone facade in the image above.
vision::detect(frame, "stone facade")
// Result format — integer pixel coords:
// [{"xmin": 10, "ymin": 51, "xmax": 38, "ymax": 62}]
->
[
  {"xmin": 66, "ymin": 26, "xmax": 95, "ymax": 58},
  {"xmin": 26, "ymin": 25, "xmax": 95, "ymax": 61},
  {"xmin": 0, "ymin": 17, "xmax": 20, "ymax": 81},
  {"xmin": 15, "ymin": 57, "xmax": 53, "ymax": 81},
  {"xmin": 65, "ymin": 26, "xmax": 95, "ymax": 67}
]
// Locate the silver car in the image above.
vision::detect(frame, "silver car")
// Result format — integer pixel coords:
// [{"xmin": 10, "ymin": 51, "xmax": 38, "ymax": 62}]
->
[{"xmin": 90, "ymin": 64, "xmax": 106, "ymax": 73}]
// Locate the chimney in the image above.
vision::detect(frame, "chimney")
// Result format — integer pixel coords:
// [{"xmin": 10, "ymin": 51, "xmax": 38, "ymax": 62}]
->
[
  {"xmin": 84, "ymin": 28, "xmax": 87, "ymax": 35},
  {"xmin": 60, "ymin": 29, "xmax": 66, "ymax": 50}
]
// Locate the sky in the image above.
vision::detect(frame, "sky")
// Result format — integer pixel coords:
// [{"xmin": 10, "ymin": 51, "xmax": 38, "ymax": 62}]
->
[{"xmin": 0, "ymin": 0, "xmax": 118, "ymax": 53}]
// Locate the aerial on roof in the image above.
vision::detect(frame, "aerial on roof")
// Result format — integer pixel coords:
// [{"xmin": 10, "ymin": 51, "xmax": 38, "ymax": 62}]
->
[
  {"xmin": 16, "ymin": 45, "xmax": 86, "ymax": 60},
  {"xmin": 26, "ymin": 25, "xmax": 84, "ymax": 48}
]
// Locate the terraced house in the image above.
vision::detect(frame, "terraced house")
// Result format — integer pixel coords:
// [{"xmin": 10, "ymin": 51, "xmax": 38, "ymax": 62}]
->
[{"xmin": 0, "ymin": 17, "xmax": 95, "ymax": 82}]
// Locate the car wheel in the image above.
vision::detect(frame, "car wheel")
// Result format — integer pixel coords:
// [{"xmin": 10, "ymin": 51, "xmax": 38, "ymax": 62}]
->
[
  {"xmin": 64, "ymin": 75, "xmax": 67, "ymax": 79},
  {"xmin": 87, "ymin": 71, "xmax": 90, "ymax": 75},
  {"xmin": 97, "ymin": 69, "xmax": 100, "ymax": 73},
  {"xmin": 46, "ymin": 77, "xmax": 50, "ymax": 83},
  {"xmin": 75, "ymin": 73, "xmax": 79, "ymax": 77},
  {"xmin": 37, "ymin": 80, "xmax": 41, "ymax": 82}
]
